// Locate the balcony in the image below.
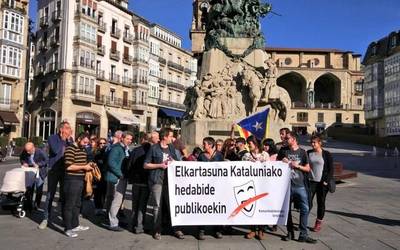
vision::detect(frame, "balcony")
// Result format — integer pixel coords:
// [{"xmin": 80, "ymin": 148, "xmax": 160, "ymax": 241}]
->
[
  {"xmin": 97, "ymin": 45, "xmax": 105, "ymax": 56},
  {"xmin": 0, "ymin": 98, "xmax": 19, "ymax": 112},
  {"xmin": 52, "ymin": 10, "xmax": 62, "ymax": 22},
  {"xmin": 49, "ymin": 62, "xmax": 59, "ymax": 72},
  {"xmin": 98, "ymin": 21, "xmax": 106, "ymax": 33},
  {"xmin": 167, "ymin": 81, "xmax": 186, "ymax": 91},
  {"xmin": 123, "ymin": 55, "xmax": 133, "ymax": 65},
  {"xmin": 123, "ymin": 33, "xmax": 134, "ymax": 44},
  {"xmin": 50, "ymin": 36, "xmax": 60, "ymax": 47},
  {"xmin": 71, "ymin": 88, "xmax": 95, "ymax": 102},
  {"xmin": 47, "ymin": 89, "xmax": 58, "ymax": 99},
  {"xmin": 109, "ymin": 73, "xmax": 120, "ymax": 84},
  {"xmin": 122, "ymin": 77, "xmax": 133, "ymax": 87},
  {"xmin": 39, "ymin": 40, "xmax": 48, "ymax": 52},
  {"xmin": 109, "ymin": 49, "xmax": 120, "ymax": 61},
  {"xmin": 122, "ymin": 100, "xmax": 133, "ymax": 109},
  {"xmin": 1, "ymin": 2, "xmax": 27, "ymax": 14},
  {"xmin": 131, "ymin": 97, "xmax": 147, "ymax": 111},
  {"xmin": 167, "ymin": 61, "xmax": 184, "ymax": 72},
  {"xmin": 110, "ymin": 27, "xmax": 121, "ymax": 39},
  {"xmin": 94, "ymin": 94, "xmax": 105, "ymax": 104},
  {"xmin": 106, "ymin": 96, "xmax": 122, "ymax": 107},
  {"xmin": 73, "ymin": 58, "xmax": 95, "ymax": 70},
  {"xmin": 184, "ymin": 68, "xmax": 192, "ymax": 75},
  {"xmin": 74, "ymin": 9, "xmax": 97, "ymax": 23},
  {"xmin": 132, "ymin": 57, "xmax": 148, "ymax": 64},
  {"xmin": 96, "ymin": 70, "xmax": 105, "ymax": 80},
  {"xmin": 158, "ymin": 99, "xmax": 186, "ymax": 110},
  {"xmin": 36, "ymin": 65, "xmax": 46, "ymax": 76},
  {"xmin": 158, "ymin": 78, "xmax": 167, "ymax": 86},
  {"xmin": 39, "ymin": 16, "xmax": 49, "ymax": 28},
  {"xmin": 158, "ymin": 57, "xmax": 167, "ymax": 65}
]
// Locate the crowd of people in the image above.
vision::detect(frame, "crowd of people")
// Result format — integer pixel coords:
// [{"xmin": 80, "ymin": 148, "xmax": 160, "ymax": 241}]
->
[{"xmin": 18, "ymin": 121, "xmax": 334, "ymax": 244}]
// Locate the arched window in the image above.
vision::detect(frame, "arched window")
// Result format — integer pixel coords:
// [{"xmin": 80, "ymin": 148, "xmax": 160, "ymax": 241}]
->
[
  {"xmin": 38, "ymin": 110, "xmax": 56, "ymax": 140},
  {"xmin": 277, "ymin": 72, "xmax": 307, "ymax": 107}
]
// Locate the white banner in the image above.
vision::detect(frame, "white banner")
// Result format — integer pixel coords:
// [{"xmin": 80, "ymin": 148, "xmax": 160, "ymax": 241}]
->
[{"xmin": 168, "ymin": 161, "xmax": 291, "ymax": 226}]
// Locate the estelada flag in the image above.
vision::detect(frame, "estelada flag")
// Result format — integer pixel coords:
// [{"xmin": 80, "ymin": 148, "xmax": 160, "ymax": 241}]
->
[{"xmin": 235, "ymin": 108, "xmax": 270, "ymax": 140}]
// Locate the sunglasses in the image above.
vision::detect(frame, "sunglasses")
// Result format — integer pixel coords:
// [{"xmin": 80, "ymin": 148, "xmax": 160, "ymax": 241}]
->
[{"xmin": 99, "ymin": 142, "xmax": 106, "ymax": 145}]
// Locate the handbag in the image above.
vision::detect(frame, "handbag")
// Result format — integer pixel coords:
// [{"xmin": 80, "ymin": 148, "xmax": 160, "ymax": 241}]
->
[{"xmin": 328, "ymin": 178, "xmax": 336, "ymax": 193}]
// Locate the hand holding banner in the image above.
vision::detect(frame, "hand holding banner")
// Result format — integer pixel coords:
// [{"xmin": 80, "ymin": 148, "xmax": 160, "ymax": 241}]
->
[{"xmin": 168, "ymin": 161, "xmax": 291, "ymax": 226}]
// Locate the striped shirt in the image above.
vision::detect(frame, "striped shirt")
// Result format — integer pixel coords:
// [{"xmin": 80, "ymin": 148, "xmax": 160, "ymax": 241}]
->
[{"xmin": 64, "ymin": 143, "xmax": 87, "ymax": 176}]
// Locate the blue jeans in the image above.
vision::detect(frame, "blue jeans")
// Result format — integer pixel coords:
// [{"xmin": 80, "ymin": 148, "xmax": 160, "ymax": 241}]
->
[
  {"xmin": 43, "ymin": 168, "xmax": 64, "ymax": 220},
  {"xmin": 287, "ymin": 186, "xmax": 309, "ymax": 238}
]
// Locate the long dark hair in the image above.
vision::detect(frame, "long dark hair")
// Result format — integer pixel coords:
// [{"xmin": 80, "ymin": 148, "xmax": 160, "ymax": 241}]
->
[{"xmin": 262, "ymin": 138, "xmax": 278, "ymax": 155}]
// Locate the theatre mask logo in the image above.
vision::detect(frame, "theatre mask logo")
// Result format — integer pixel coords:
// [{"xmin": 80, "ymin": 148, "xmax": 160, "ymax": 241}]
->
[{"xmin": 233, "ymin": 180, "xmax": 256, "ymax": 217}]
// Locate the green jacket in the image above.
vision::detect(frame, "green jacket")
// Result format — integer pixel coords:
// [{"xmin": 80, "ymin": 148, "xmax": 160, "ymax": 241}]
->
[{"xmin": 105, "ymin": 143, "xmax": 127, "ymax": 184}]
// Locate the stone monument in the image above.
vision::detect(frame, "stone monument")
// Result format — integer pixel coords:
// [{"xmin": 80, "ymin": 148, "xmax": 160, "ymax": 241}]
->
[{"xmin": 182, "ymin": 0, "xmax": 291, "ymax": 147}]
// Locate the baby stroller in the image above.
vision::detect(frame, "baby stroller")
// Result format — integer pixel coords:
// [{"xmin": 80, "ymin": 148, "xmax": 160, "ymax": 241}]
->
[{"xmin": 0, "ymin": 167, "xmax": 38, "ymax": 218}]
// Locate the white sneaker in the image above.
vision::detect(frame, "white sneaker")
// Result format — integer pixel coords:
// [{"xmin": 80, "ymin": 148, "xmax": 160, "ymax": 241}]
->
[
  {"xmin": 65, "ymin": 230, "xmax": 78, "ymax": 238},
  {"xmin": 38, "ymin": 220, "xmax": 47, "ymax": 230},
  {"xmin": 72, "ymin": 225, "xmax": 89, "ymax": 232}
]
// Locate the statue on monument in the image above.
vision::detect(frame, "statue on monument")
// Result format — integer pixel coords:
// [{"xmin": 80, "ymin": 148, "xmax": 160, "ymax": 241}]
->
[{"xmin": 183, "ymin": 0, "xmax": 292, "ymax": 145}]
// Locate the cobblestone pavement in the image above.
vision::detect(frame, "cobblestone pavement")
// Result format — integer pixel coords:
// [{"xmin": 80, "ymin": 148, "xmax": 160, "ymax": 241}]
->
[{"xmin": 0, "ymin": 139, "xmax": 399, "ymax": 250}]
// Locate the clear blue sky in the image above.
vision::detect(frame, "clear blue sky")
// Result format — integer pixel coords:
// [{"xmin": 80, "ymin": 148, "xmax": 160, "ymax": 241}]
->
[{"xmin": 29, "ymin": 0, "xmax": 399, "ymax": 56}]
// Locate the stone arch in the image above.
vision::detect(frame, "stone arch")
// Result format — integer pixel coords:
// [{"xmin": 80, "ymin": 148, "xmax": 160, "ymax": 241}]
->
[
  {"xmin": 277, "ymin": 72, "xmax": 307, "ymax": 105},
  {"xmin": 314, "ymin": 73, "xmax": 341, "ymax": 108}
]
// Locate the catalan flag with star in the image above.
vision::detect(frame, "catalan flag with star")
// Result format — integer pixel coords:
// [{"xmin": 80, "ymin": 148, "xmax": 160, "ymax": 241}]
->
[{"xmin": 235, "ymin": 108, "xmax": 270, "ymax": 140}]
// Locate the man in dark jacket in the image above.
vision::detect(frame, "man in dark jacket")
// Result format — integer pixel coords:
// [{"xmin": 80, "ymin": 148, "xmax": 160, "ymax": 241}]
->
[
  {"xmin": 105, "ymin": 131, "xmax": 133, "ymax": 231},
  {"xmin": 20, "ymin": 142, "xmax": 48, "ymax": 210},
  {"xmin": 127, "ymin": 133, "xmax": 154, "ymax": 234},
  {"xmin": 38, "ymin": 121, "xmax": 73, "ymax": 230}
]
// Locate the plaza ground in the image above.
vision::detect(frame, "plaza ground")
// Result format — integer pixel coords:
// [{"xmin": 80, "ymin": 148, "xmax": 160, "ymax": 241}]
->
[{"xmin": 0, "ymin": 139, "xmax": 399, "ymax": 250}]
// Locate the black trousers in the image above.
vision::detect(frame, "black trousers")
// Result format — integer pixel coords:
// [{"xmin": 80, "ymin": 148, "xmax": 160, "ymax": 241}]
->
[
  {"xmin": 309, "ymin": 181, "xmax": 329, "ymax": 220},
  {"xmin": 93, "ymin": 179, "xmax": 107, "ymax": 209},
  {"xmin": 25, "ymin": 184, "xmax": 44, "ymax": 210},
  {"xmin": 63, "ymin": 175, "xmax": 84, "ymax": 230}
]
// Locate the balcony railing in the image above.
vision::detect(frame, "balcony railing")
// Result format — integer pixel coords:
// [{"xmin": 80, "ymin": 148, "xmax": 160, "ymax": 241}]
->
[
  {"xmin": 73, "ymin": 59, "xmax": 95, "ymax": 70},
  {"xmin": 158, "ymin": 78, "xmax": 167, "ymax": 85},
  {"xmin": 98, "ymin": 21, "xmax": 106, "ymax": 33},
  {"xmin": 71, "ymin": 88, "xmax": 95, "ymax": 102},
  {"xmin": 122, "ymin": 77, "xmax": 132, "ymax": 87},
  {"xmin": 110, "ymin": 27, "xmax": 121, "ymax": 39},
  {"xmin": 95, "ymin": 95, "xmax": 105, "ymax": 104},
  {"xmin": 132, "ymin": 57, "xmax": 148, "ymax": 64},
  {"xmin": 106, "ymin": 96, "xmax": 122, "ymax": 107},
  {"xmin": 123, "ymin": 33, "xmax": 134, "ymax": 44},
  {"xmin": 52, "ymin": 10, "xmax": 62, "ymax": 22},
  {"xmin": 158, "ymin": 99, "xmax": 185, "ymax": 110},
  {"xmin": 167, "ymin": 81, "xmax": 186, "ymax": 91},
  {"xmin": 0, "ymin": 98, "xmax": 19, "ymax": 112},
  {"xmin": 167, "ymin": 61, "xmax": 184, "ymax": 72},
  {"xmin": 158, "ymin": 57, "xmax": 167, "ymax": 65},
  {"xmin": 39, "ymin": 40, "xmax": 48, "ymax": 51},
  {"xmin": 48, "ymin": 89, "xmax": 58, "ymax": 99},
  {"xmin": 96, "ymin": 70, "xmax": 105, "ymax": 80},
  {"xmin": 109, "ymin": 73, "xmax": 120, "ymax": 83},
  {"xmin": 1, "ymin": 2, "xmax": 27, "ymax": 14},
  {"xmin": 97, "ymin": 45, "xmax": 105, "ymax": 56},
  {"xmin": 39, "ymin": 16, "xmax": 49, "ymax": 28},
  {"xmin": 50, "ymin": 36, "xmax": 60, "ymax": 47},
  {"xmin": 184, "ymin": 68, "xmax": 192, "ymax": 75},
  {"xmin": 49, "ymin": 62, "xmax": 59, "ymax": 72},
  {"xmin": 123, "ymin": 55, "xmax": 133, "ymax": 65},
  {"xmin": 291, "ymin": 102, "xmax": 342, "ymax": 109},
  {"xmin": 110, "ymin": 49, "xmax": 120, "ymax": 61},
  {"xmin": 37, "ymin": 65, "xmax": 46, "ymax": 76},
  {"xmin": 75, "ymin": 9, "xmax": 97, "ymax": 22}
]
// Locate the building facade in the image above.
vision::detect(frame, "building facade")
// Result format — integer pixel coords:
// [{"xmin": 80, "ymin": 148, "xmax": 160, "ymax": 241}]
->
[
  {"xmin": 31, "ymin": 0, "xmax": 197, "ymax": 140},
  {"xmin": 267, "ymin": 48, "xmax": 365, "ymax": 134},
  {"xmin": 0, "ymin": 0, "xmax": 29, "ymax": 138},
  {"xmin": 363, "ymin": 31, "xmax": 400, "ymax": 136}
]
